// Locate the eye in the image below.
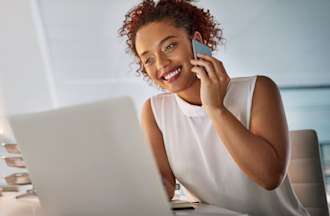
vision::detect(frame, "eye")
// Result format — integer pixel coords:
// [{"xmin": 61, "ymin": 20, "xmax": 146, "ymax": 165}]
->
[
  {"xmin": 144, "ymin": 57, "xmax": 154, "ymax": 66},
  {"xmin": 164, "ymin": 42, "xmax": 177, "ymax": 52}
]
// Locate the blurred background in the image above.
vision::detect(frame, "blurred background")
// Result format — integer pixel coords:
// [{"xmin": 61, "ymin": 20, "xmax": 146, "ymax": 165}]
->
[{"xmin": 0, "ymin": 0, "xmax": 329, "ymax": 200}]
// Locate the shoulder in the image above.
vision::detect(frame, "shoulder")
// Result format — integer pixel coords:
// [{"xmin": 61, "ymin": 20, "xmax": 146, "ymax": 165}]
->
[
  {"xmin": 141, "ymin": 98, "xmax": 158, "ymax": 131},
  {"xmin": 253, "ymin": 75, "xmax": 281, "ymax": 103},
  {"xmin": 255, "ymin": 75, "xmax": 278, "ymax": 92},
  {"xmin": 142, "ymin": 97, "xmax": 152, "ymax": 114},
  {"xmin": 251, "ymin": 75, "xmax": 283, "ymax": 115},
  {"xmin": 141, "ymin": 93, "xmax": 172, "ymax": 123},
  {"xmin": 224, "ymin": 76, "xmax": 258, "ymax": 104},
  {"xmin": 145, "ymin": 92, "xmax": 175, "ymax": 112},
  {"xmin": 229, "ymin": 75, "xmax": 277, "ymax": 87},
  {"xmin": 141, "ymin": 96, "xmax": 165, "ymax": 139},
  {"xmin": 149, "ymin": 92, "xmax": 174, "ymax": 102},
  {"xmin": 142, "ymin": 97, "xmax": 154, "ymax": 122},
  {"xmin": 142, "ymin": 94, "xmax": 165, "ymax": 113},
  {"xmin": 227, "ymin": 76, "xmax": 258, "ymax": 92}
]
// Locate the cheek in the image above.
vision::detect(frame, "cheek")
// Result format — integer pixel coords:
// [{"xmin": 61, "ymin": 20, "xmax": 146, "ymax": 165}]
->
[
  {"xmin": 176, "ymin": 46, "xmax": 193, "ymax": 61},
  {"xmin": 144, "ymin": 68, "xmax": 157, "ymax": 80}
]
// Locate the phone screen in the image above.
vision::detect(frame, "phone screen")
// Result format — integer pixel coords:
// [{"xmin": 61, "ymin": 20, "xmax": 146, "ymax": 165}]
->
[{"xmin": 192, "ymin": 39, "xmax": 212, "ymax": 59}]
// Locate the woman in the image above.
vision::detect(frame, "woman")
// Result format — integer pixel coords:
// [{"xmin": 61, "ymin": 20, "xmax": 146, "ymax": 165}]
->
[{"xmin": 119, "ymin": 0, "xmax": 309, "ymax": 215}]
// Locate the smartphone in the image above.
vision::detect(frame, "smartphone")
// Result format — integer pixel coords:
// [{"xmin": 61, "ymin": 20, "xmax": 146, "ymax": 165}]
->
[{"xmin": 192, "ymin": 39, "xmax": 212, "ymax": 59}]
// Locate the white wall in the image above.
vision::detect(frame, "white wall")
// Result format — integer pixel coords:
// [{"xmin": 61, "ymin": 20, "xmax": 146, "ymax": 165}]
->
[
  {"xmin": 36, "ymin": 0, "xmax": 160, "ymax": 112},
  {"xmin": 0, "ymin": 0, "xmax": 57, "ymax": 141},
  {"xmin": 36, "ymin": 0, "xmax": 330, "ymax": 90},
  {"xmin": 0, "ymin": 0, "xmax": 58, "ymax": 185},
  {"xmin": 281, "ymin": 88, "xmax": 330, "ymax": 142},
  {"xmin": 203, "ymin": 0, "xmax": 330, "ymax": 86}
]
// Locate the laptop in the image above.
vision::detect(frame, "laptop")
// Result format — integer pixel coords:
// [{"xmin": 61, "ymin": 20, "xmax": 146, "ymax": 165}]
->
[{"xmin": 9, "ymin": 96, "xmax": 173, "ymax": 216}]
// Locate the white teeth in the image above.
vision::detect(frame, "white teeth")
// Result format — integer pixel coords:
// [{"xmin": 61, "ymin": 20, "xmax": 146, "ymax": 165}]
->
[{"xmin": 164, "ymin": 68, "xmax": 181, "ymax": 80}]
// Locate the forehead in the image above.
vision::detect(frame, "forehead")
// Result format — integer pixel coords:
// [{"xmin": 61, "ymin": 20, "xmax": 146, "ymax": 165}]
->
[{"xmin": 135, "ymin": 20, "xmax": 188, "ymax": 55}]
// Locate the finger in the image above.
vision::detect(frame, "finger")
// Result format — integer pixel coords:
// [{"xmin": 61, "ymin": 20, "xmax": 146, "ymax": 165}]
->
[
  {"xmin": 214, "ymin": 61, "xmax": 229, "ymax": 83},
  {"xmin": 191, "ymin": 66, "xmax": 209, "ymax": 83},
  {"xmin": 190, "ymin": 59, "xmax": 218, "ymax": 82},
  {"xmin": 197, "ymin": 54, "xmax": 229, "ymax": 82}
]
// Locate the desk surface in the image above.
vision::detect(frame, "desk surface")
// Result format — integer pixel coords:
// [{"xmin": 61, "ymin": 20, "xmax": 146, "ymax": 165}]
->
[{"xmin": 0, "ymin": 192, "xmax": 248, "ymax": 216}]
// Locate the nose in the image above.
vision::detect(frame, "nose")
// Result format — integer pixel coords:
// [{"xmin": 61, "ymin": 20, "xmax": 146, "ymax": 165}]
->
[{"xmin": 155, "ymin": 52, "xmax": 170, "ymax": 71}]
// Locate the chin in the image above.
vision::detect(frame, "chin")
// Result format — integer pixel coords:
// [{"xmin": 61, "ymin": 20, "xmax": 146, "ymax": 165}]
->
[{"xmin": 166, "ymin": 77, "xmax": 198, "ymax": 94}]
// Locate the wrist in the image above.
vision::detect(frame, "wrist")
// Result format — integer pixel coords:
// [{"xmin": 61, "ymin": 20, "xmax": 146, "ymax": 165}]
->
[{"xmin": 204, "ymin": 105, "xmax": 228, "ymax": 120}]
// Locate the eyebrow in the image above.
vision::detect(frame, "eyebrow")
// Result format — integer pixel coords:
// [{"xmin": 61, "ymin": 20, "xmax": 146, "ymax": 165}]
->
[{"xmin": 139, "ymin": 35, "xmax": 177, "ymax": 57}]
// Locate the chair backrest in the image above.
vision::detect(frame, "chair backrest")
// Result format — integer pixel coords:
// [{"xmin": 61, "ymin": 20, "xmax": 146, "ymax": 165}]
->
[{"xmin": 288, "ymin": 129, "xmax": 329, "ymax": 216}]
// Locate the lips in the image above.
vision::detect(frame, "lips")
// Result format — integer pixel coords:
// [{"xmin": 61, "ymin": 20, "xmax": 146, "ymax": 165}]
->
[{"xmin": 159, "ymin": 66, "xmax": 182, "ymax": 82}]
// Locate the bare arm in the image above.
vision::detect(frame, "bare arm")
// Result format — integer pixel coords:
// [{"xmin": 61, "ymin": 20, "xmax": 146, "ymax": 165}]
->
[
  {"xmin": 141, "ymin": 98, "xmax": 176, "ymax": 199},
  {"xmin": 191, "ymin": 53, "xmax": 289, "ymax": 190},
  {"xmin": 208, "ymin": 76, "xmax": 289, "ymax": 190}
]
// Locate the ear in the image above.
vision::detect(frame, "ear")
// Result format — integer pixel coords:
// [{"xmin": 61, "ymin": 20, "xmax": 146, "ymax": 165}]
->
[{"xmin": 192, "ymin": 31, "xmax": 203, "ymax": 44}]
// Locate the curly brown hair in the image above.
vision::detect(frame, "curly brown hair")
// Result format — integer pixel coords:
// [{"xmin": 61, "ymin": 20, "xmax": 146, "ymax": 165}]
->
[{"xmin": 118, "ymin": 0, "xmax": 224, "ymax": 79}]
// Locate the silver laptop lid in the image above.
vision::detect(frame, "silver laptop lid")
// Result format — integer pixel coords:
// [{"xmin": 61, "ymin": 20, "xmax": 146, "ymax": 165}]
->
[{"xmin": 10, "ymin": 96, "xmax": 172, "ymax": 216}]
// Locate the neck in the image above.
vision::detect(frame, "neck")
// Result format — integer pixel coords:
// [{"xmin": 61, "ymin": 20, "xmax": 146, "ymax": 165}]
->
[{"xmin": 176, "ymin": 78, "xmax": 202, "ymax": 106}]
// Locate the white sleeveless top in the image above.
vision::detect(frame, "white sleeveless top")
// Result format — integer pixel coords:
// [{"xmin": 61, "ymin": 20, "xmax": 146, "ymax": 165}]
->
[{"xmin": 150, "ymin": 76, "xmax": 309, "ymax": 216}]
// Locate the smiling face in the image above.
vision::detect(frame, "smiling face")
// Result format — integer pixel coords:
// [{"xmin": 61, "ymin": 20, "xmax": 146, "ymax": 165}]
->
[{"xmin": 135, "ymin": 20, "xmax": 199, "ymax": 93}]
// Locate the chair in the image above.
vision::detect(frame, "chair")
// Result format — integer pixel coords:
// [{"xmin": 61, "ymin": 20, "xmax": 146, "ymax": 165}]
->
[{"xmin": 287, "ymin": 129, "xmax": 329, "ymax": 216}]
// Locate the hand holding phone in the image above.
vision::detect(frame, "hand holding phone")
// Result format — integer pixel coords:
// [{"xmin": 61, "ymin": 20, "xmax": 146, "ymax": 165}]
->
[
  {"xmin": 190, "ymin": 39, "xmax": 230, "ymax": 114},
  {"xmin": 192, "ymin": 39, "xmax": 212, "ymax": 59}
]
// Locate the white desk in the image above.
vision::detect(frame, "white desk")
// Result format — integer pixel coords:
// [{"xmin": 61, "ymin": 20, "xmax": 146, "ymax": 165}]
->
[{"xmin": 0, "ymin": 192, "xmax": 248, "ymax": 216}]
